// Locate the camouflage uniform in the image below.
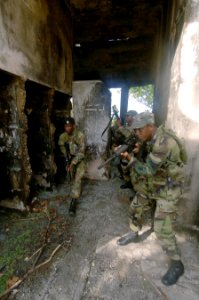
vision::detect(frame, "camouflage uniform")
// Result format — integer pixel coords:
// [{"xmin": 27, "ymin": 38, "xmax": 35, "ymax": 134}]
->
[
  {"xmin": 111, "ymin": 110, "xmax": 138, "ymax": 147},
  {"xmin": 128, "ymin": 125, "xmax": 186, "ymax": 260},
  {"xmin": 116, "ymin": 123, "xmax": 135, "ymax": 140},
  {"xmin": 58, "ymin": 128, "xmax": 85, "ymax": 199},
  {"xmin": 112, "ymin": 121, "xmax": 138, "ymax": 181}
]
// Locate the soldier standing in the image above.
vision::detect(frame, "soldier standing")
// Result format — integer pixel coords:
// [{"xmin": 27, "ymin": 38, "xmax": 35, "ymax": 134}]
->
[
  {"xmin": 58, "ymin": 117, "xmax": 85, "ymax": 216},
  {"xmin": 117, "ymin": 111, "xmax": 187, "ymax": 286}
]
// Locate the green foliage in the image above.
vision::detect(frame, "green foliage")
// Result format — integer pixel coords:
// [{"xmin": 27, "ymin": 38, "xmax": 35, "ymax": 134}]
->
[
  {"xmin": 0, "ymin": 230, "xmax": 32, "ymax": 294},
  {"xmin": 129, "ymin": 85, "xmax": 154, "ymax": 110}
]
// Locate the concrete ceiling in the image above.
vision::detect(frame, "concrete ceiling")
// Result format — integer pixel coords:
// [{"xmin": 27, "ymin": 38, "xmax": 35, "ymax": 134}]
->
[{"xmin": 69, "ymin": 0, "xmax": 168, "ymax": 87}]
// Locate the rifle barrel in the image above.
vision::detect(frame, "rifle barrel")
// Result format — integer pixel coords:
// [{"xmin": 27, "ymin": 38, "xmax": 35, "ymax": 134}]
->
[{"xmin": 98, "ymin": 155, "xmax": 117, "ymax": 169}]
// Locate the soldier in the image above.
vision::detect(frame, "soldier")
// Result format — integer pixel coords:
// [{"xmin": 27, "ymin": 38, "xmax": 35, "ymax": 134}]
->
[
  {"xmin": 117, "ymin": 111, "xmax": 187, "ymax": 286},
  {"xmin": 116, "ymin": 110, "xmax": 138, "ymax": 139},
  {"xmin": 111, "ymin": 110, "xmax": 138, "ymax": 147},
  {"xmin": 58, "ymin": 117, "xmax": 85, "ymax": 216},
  {"xmin": 111, "ymin": 110, "xmax": 138, "ymax": 188}
]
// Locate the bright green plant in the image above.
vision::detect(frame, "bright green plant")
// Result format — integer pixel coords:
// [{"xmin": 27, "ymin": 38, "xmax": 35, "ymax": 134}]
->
[{"xmin": 129, "ymin": 85, "xmax": 154, "ymax": 110}]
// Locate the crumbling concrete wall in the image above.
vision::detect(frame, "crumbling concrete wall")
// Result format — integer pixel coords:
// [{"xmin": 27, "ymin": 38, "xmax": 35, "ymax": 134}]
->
[
  {"xmin": 72, "ymin": 81, "xmax": 111, "ymax": 180},
  {"xmin": 166, "ymin": 0, "xmax": 199, "ymax": 225},
  {"xmin": 0, "ymin": 73, "xmax": 31, "ymax": 210},
  {"xmin": 0, "ymin": 0, "xmax": 72, "ymax": 94},
  {"xmin": 0, "ymin": 1, "xmax": 73, "ymax": 209},
  {"xmin": 153, "ymin": 0, "xmax": 187, "ymax": 125}
]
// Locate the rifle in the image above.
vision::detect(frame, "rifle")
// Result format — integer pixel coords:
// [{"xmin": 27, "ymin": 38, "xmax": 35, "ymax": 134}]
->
[
  {"xmin": 101, "ymin": 105, "xmax": 121, "ymax": 142},
  {"xmin": 64, "ymin": 142, "xmax": 73, "ymax": 181},
  {"xmin": 112, "ymin": 105, "xmax": 120, "ymax": 121},
  {"xmin": 98, "ymin": 135, "xmax": 138, "ymax": 170}
]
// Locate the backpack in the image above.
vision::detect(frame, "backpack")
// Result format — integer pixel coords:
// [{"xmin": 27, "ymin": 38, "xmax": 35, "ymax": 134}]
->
[{"xmin": 162, "ymin": 126, "xmax": 188, "ymax": 164}]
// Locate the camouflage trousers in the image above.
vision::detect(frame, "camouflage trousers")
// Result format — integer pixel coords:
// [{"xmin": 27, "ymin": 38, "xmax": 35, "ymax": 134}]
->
[
  {"xmin": 70, "ymin": 160, "xmax": 86, "ymax": 199},
  {"xmin": 120, "ymin": 159, "xmax": 131, "ymax": 182},
  {"xmin": 129, "ymin": 183, "xmax": 182, "ymax": 260}
]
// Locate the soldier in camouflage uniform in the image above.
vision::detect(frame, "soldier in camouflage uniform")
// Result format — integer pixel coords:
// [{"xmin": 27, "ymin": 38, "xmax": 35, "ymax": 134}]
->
[
  {"xmin": 117, "ymin": 111, "xmax": 187, "ymax": 286},
  {"xmin": 58, "ymin": 117, "xmax": 85, "ymax": 216},
  {"xmin": 111, "ymin": 110, "xmax": 138, "ymax": 188},
  {"xmin": 111, "ymin": 110, "xmax": 138, "ymax": 146}
]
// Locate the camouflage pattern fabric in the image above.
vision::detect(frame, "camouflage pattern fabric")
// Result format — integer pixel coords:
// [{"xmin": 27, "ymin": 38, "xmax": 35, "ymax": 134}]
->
[
  {"xmin": 70, "ymin": 160, "xmax": 86, "ymax": 199},
  {"xmin": 58, "ymin": 128, "xmax": 86, "ymax": 199},
  {"xmin": 128, "ymin": 125, "xmax": 186, "ymax": 260},
  {"xmin": 111, "ymin": 123, "xmax": 136, "ymax": 148},
  {"xmin": 111, "ymin": 124, "xmax": 136, "ymax": 180},
  {"xmin": 116, "ymin": 123, "xmax": 135, "ymax": 140}
]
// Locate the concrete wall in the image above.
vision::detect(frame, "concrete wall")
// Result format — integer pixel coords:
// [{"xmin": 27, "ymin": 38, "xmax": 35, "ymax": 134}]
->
[
  {"xmin": 166, "ymin": 0, "xmax": 199, "ymax": 225},
  {"xmin": 72, "ymin": 81, "xmax": 111, "ymax": 180},
  {"xmin": 153, "ymin": 0, "xmax": 186, "ymax": 125},
  {"xmin": 0, "ymin": 0, "xmax": 73, "ymax": 94}
]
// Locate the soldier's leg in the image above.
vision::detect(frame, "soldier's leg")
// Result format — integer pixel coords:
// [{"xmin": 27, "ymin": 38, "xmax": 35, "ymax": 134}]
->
[
  {"xmin": 153, "ymin": 186, "xmax": 184, "ymax": 285},
  {"xmin": 120, "ymin": 159, "xmax": 132, "ymax": 189},
  {"xmin": 70, "ymin": 161, "xmax": 85, "ymax": 199},
  {"xmin": 154, "ymin": 210, "xmax": 180, "ymax": 260},
  {"xmin": 117, "ymin": 193, "xmax": 151, "ymax": 245},
  {"xmin": 69, "ymin": 161, "xmax": 85, "ymax": 216}
]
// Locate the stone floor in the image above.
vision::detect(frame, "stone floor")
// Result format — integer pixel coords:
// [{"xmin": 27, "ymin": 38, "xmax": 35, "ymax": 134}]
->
[{"xmin": 12, "ymin": 178, "xmax": 199, "ymax": 300}]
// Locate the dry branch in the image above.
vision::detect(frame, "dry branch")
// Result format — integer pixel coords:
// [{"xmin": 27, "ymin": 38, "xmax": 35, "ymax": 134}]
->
[{"xmin": 0, "ymin": 243, "xmax": 63, "ymax": 299}]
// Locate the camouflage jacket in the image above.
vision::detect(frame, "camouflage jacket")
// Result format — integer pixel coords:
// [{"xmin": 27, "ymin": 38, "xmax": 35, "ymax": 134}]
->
[
  {"xmin": 117, "ymin": 123, "xmax": 135, "ymax": 139},
  {"xmin": 128, "ymin": 125, "xmax": 186, "ymax": 187},
  {"xmin": 58, "ymin": 128, "xmax": 85, "ymax": 165},
  {"xmin": 111, "ymin": 123, "xmax": 135, "ymax": 147}
]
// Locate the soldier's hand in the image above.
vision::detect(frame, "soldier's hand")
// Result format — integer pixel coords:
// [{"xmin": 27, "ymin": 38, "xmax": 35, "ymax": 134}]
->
[
  {"xmin": 120, "ymin": 151, "xmax": 132, "ymax": 161},
  {"xmin": 133, "ymin": 142, "xmax": 141, "ymax": 154},
  {"xmin": 116, "ymin": 118, "xmax": 122, "ymax": 127},
  {"xmin": 67, "ymin": 164, "xmax": 73, "ymax": 172}
]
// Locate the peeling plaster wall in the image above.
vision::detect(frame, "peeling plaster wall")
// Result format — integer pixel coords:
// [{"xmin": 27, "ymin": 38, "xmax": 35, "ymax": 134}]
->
[
  {"xmin": 153, "ymin": 0, "xmax": 186, "ymax": 125},
  {"xmin": 72, "ymin": 81, "xmax": 111, "ymax": 180},
  {"xmin": 0, "ymin": 74, "xmax": 31, "ymax": 210},
  {"xmin": 166, "ymin": 0, "xmax": 199, "ymax": 224},
  {"xmin": 0, "ymin": 0, "xmax": 73, "ymax": 94}
]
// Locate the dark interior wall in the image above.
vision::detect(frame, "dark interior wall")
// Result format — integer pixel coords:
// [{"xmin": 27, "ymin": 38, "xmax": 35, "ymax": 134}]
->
[
  {"xmin": 0, "ymin": 73, "xmax": 17, "ymax": 199},
  {"xmin": 25, "ymin": 81, "xmax": 56, "ymax": 195},
  {"xmin": 0, "ymin": 0, "xmax": 73, "ymax": 94}
]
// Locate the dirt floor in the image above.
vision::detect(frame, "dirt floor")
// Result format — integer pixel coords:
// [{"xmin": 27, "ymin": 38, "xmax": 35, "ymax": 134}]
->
[{"xmin": 0, "ymin": 178, "xmax": 199, "ymax": 300}]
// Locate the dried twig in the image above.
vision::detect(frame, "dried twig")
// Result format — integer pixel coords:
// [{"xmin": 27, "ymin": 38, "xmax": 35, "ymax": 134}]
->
[
  {"xmin": 11, "ymin": 216, "xmax": 45, "ymax": 222},
  {"xmin": 25, "ymin": 247, "xmax": 42, "ymax": 262},
  {"xmin": 0, "ymin": 243, "xmax": 63, "ymax": 299},
  {"xmin": 33, "ymin": 212, "xmax": 54, "ymax": 267}
]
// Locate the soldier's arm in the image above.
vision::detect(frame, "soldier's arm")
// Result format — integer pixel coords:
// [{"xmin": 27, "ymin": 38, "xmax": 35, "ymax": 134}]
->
[
  {"xmin": 127, "ymin": 135, "xmax": 170, "ymax": 176},
  {"xmin": 117, "ymin": 126, "xmax": 131, "ymax": 139},
  {"xmin": 71, "ymin": 132, "xmax": 85, "ymax": 165},
  {"xmin": 58, "ymin": 133, "xmax": 67, "ymax": 157}
]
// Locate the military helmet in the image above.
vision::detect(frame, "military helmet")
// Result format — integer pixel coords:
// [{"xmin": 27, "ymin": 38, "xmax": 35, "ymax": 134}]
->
[
  {"xmin": 132, "ymin": 111, "xmax": 154, "ymax": 129},
  {"xmin": 64, "ymin": 117, "xmax": 75, "ymax": 125},
  {"xmin": 126, "ymin": 110, "xmax": 138, "ymax": 117}
]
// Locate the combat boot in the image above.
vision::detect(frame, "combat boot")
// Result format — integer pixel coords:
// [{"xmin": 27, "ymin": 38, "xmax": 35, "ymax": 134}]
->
[
  {"xmin": 161, "ymin": 260, "xmax": 184, "ymax": 286},
  {"xmin": 120, "ymin": 181, "xmax": 132, "ymax": 189},
  {"xmin": 69, "ymin": 198, "xmax": 77, "ymax": 216},
  {"xmin": 117, "ymin": 231, "xmax": 138, "ymax": 246}
]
